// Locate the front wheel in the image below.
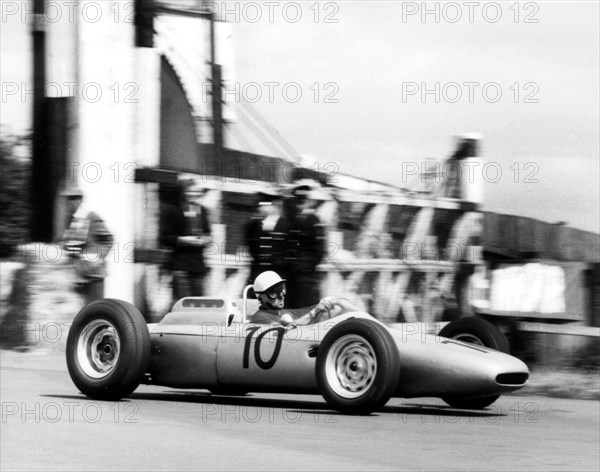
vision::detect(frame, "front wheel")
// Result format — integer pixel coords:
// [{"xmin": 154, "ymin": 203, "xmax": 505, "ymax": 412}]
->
[
  {"xmin": 316, "ymin": 318, "xmax": 400, "ymax": 415},
  {"xmin": 439, "ymin": 317, "xmax": 509, "ymax": 409},
  {"xmin": 66, "ymin": 298, "xmax": 150, "ymax": 400}
]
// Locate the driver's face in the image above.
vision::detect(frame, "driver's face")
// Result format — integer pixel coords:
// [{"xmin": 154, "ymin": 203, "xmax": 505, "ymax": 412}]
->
[{"xmin": 259, "ymin": 283, "xmax": 286, "ymax": 310}]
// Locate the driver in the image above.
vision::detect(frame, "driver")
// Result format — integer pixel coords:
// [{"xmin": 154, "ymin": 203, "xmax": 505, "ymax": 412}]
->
[{"xmin": 249, "ymin": 271, "xmax": 356, "ymax": 326}]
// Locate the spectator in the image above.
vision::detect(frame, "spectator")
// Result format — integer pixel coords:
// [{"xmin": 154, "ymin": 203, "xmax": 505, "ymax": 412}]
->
[
  {"xmin": 167, "ymin": 179, "xmax": 212, "ymax": 299},
  {"xmin": 158, "ymin": 181, "xmax": 185, "ymax": 266},
  {"xmin": 285, "ymin": 180, "xmax": 327, "ymax": 309},
  {"xmin": 158, "ymin": 181, "xmax": 186, "ymax": 304},
  {"xmin": 60, "ymin": 187, "xmax": 114, "ymax": 304},
  {"xmin": 244, "ymin": 188, "xmax": 289, "ymax": 287}
]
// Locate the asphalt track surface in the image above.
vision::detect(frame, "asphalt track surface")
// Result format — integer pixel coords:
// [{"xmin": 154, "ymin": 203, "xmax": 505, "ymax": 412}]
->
[{"xmin": 1, "ymin": 351, "xmax": 598, "ymax": 472}]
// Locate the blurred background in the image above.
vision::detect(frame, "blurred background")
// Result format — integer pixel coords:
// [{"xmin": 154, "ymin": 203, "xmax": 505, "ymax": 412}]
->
[{"xmin": 1, "ymin": 1, "xmax": 598, "ymax": 368}]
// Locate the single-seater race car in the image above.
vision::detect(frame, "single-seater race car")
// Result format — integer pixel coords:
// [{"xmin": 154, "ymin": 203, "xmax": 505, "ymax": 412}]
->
[{"xmin": 66, "ymin": 289, "xmax": 529, "ymax": 415}]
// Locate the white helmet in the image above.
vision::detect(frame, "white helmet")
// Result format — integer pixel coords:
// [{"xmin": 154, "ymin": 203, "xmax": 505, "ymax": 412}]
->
[{"xmin": 253, "ymin": 271, "xmax": 286, "ymax": 293}]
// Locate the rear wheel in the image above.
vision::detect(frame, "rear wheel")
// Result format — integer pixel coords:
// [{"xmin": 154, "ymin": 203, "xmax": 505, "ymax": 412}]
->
[
  {"xmin": 439, "ymin": 317, "xmax": 509, "ymax": 409},
  {"xmin": 316, "ymin": 319, "xmax": 400, "ymax": 415},
  {"xmin": 66, "ymin": 299, "xmax": 150, "ymax": 400},
  {"xmin": 439, "ymin": 317, "xmax": 509, "ymax": 353}
]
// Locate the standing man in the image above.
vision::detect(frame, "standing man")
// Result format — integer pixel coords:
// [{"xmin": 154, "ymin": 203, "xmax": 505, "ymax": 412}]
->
[
  {"xmin": 244, "ymin": 188, "xmax": 289, "ymax": 287},
  {"xmin": 60, "ymin": 187, "xmax": 114, "ymax": 304},
  {"xmin": 172, "ymin": 180, "xmax": 212, "ymax": 298},
  {"xmin": 285, "ymin": 180, "xmax": 327, "ymax": 309}
]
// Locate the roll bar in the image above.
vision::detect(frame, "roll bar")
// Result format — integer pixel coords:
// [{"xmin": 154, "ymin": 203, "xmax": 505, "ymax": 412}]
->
[{"xmin": 242, "ymin": 284, "xmax": 254, "ymax": 322}]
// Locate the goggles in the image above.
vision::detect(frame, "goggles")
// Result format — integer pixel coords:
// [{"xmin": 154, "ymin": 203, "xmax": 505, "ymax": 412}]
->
[{"xmin": 265, "ymin": 288, "xmax": 286, "ymax": 300}]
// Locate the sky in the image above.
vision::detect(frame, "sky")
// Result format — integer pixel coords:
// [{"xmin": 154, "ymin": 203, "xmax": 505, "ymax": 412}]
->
[
  {"xmin": 229, "ymin": 1, "xmax": 600, "ymax": 233},
  {"xmin": 1, "ymin": 1, "xmax": 599, "ymax": 233}
]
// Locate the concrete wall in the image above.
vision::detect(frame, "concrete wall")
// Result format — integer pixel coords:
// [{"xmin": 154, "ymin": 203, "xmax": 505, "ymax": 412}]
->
[{"xmin": 54, "ymin": 3, "xmax": 162, "ymax": 303}]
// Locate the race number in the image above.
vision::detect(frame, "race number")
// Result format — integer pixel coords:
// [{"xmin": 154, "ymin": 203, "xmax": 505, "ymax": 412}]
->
[{"xmin": 243, "ymin": 327, "xmax": 285, "ymax": 370}]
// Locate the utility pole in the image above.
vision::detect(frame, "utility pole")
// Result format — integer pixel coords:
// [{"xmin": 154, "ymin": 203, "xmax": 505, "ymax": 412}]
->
[
  {"xmin": 209, "ymin": 13, "xmax": 223, "ymax": 161},
  {"xmin": 135, "ymin": 0, "xmax": 154, "ymax": 48},
  {"xmin": 31, "ymin": 0, "xmax": 51, "ymax": 241}
]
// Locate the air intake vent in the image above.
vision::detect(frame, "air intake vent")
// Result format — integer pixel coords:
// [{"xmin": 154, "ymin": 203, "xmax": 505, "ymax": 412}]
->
[
  {"xmin": 181, "ymin": 298, "xmax": 224, "ymax": 308},
  {"xmin": 496, "ymin": 373, "xmax": 529, "ymax": 385}
]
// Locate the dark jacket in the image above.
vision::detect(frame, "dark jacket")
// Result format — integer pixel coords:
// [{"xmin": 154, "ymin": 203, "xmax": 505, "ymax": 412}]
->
[
  {"xmin": 245, "ymin": 215, "xmax": 290, "ymax": 282},
  {"xmin": 286, "ymin": 210, "xmax": 326, "ymax": 274},
  {"xmin": 173, "ymin": 204, "xmax": 211, "ymax": 273}
]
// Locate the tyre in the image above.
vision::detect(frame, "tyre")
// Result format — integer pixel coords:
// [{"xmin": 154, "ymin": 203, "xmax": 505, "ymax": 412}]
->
[
  {"xmin": 439, "ymin": 317, "xmax": 509, "ymax": 409},
  {"xmin": 316, "ymin": 318, "xmax": 400, "ymax": 415},
  {"xmin": 66, "ymin": 298, "xmax": 150, "ymax": 400},
  {"xmin": 438, "ymin": 316, "xmax": 510, "ymax": 353}
]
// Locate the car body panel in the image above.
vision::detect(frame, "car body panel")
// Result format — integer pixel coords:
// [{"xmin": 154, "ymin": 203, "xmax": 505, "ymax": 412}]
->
[
  {"xmin": 216, "ymin": 325, "xmax": 318, "ymax": 393},
  {"xmin": 148, "ymin": 332, "xmax": 220, "ymax": 388},
  {"xmin": 390, "ymin": 329, "xmax": 528, "ymax": 398}
]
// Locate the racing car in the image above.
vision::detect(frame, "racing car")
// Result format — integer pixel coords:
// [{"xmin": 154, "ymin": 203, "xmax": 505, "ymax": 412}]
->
[{"xmin": 66, "ymin": 290, "xmax": 529, "ymax": 415}]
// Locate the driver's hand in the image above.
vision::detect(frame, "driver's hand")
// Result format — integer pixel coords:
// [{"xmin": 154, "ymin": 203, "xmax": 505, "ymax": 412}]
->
[{"xmin": 316, "ymin": 297, "xmax": 335, "ymax": 313}]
